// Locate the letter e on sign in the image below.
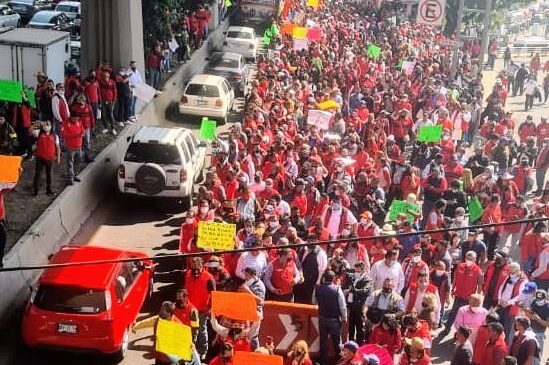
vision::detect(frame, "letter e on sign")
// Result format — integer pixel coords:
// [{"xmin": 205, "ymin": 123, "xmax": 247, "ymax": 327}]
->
[{"xmin": 416, "ymin": 0, "xmax": 445, "ymax": 27}]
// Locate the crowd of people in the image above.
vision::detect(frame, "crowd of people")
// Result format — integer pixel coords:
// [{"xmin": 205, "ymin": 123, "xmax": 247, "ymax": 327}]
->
[{"xmin": 133, "ymin": 1, "xmax": 549, "ymax": 365}]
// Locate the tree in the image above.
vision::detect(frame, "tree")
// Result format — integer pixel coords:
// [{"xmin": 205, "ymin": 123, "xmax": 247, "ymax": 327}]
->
[{"xmin": 142, "ymin": 0, "xmax": 185, "ymax": 49}]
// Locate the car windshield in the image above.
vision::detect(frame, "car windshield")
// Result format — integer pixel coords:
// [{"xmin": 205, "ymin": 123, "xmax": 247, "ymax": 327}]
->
[
  {"xmin": 56, "ymin": 5, "xmax": 78, "ymax": 13},
  {"xmin": 11, "ymin": 0, "xmax": 33, "ymax": 4},
  {"xmin": 34, "ymin": 285, "xmax": 106, "ymax": 314},
  {"xmin": 31, "ymin": 12, "xmax": 55, "ymax": 23},
  {"xmin": 227, "ymin": 31, "xmax": 253, "ymax": 39},
  {"xmin": 209, "ymin": 57, "xmax": 239, "ymax": 69},
  {"xmin": 124, "ymin": 143, "xmax": 181, "ymax": 165},
  {"xmin": 185, "ymin": 83, "xmax": 219, "ymax": 97}
]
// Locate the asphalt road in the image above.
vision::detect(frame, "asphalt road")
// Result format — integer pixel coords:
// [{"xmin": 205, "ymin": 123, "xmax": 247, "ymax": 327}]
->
[{"xmin": 4, "ymin": 51, "xmax": 549, "ymax": 365}]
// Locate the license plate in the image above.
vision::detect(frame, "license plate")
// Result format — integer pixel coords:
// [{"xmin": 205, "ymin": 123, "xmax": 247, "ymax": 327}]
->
[
  {"xmin": 57, "ymin": 323, "xmax": 78, "ymax": 333},
  {"xmin": 196, "ymin": 100, "xmax": 208, "ymax": 106}
]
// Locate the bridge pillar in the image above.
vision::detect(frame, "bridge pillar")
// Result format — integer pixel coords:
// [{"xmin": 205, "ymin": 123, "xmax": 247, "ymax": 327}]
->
[{"xmin": 81, "ymin": 0, "xmax": 145, "ymax": 75}]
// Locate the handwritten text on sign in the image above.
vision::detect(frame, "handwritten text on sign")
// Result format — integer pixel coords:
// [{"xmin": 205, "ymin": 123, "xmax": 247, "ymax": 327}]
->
[
  {"xmin": 197, "ymin": 221, "xmax": 237, "ymax": 251},
  {"xmin": 307, "ymin": 109, "xmax": 332, "ymax": 130}
]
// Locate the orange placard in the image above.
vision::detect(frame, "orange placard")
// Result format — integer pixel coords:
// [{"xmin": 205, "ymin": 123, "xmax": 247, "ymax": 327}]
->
[
  {"xmin": 292, "ymin": 26, "xmax": 308, "ymax": 40},
  {"xmin": 212, "ymin": 291, "xmax": 258, "ymax": 321},
  {"xmin": 233, "ymin": 351, "xmax": 283, "ymax": 365},
  {"xmin": 0, "ymin": 155, "xmax": 22, "ymax": 183},
  {"xmin": 281, "ymin": 23, "xmax": 295, "ymax": 36}
]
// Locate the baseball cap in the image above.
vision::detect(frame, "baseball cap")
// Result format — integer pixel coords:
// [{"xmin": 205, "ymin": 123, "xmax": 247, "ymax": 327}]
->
[{"xmin": 340, "ymin": 341, "xmax": 359, "ymax": 353}]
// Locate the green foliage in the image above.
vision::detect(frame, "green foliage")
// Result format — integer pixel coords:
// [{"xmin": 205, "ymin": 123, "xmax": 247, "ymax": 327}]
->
[{"xmin": 142, "ymin": 0, "xmax": 186, "ymax": 49}]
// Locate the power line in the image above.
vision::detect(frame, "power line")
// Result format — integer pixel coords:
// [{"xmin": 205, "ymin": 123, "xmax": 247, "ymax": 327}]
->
[{"xmin": 0, "ymin": 216, "xmax": 547, "ymax": 273}]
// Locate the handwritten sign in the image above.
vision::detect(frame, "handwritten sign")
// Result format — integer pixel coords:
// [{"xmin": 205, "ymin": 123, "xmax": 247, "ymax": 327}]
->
[
  {"xmin": 417, "ymin": 125, "xmax": 443, "ymax": 142},
  {"xmin": 197, "ymin": 221, "xmax": 237, "ymax": 251},
  {"xmin": 0, "ymin": 79, "xmax": 23, "ymax": 103},
  {"xmin": 0, "ymin": 155, "xmax": 22, "ymax": 183},
  {"xmin": 292, "ymin": 26, "xmax": 308, "ymax": 40},
  {"xmin": 199, "ymin": 117, "xmax": 217, "ymax": 140},
  {"xmin": 155, "ymin": 319, "xmax": 192, "ymax": 361},
  {"xmin": 388, "ymin": 200, "xmax": 419, "ymax": 222},
  {"xmin": 402, "ymin": 61, "xmax": 416, "ymax": 76},
  {"xmin": 317, "ymin": 100, "xmax": 340, "ymax": 110},
  {"xmin": 212, "ymin": 291, "xmax": 259, "ymax": 321},
  {"xmin": 307, "ymin": 109, "xmax": 332, "ymax": 130},
  {"xmin": 234, "ymin": 351, "xmax": 283, "ymax": 365},
  {"xmin": 293, "ymin": 39, "xmax": 308, "ymax": 51}
]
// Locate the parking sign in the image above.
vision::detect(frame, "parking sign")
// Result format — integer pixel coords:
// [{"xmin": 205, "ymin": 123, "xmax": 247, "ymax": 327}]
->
[{"xmin": 416, "ymin": 0, "xmax": 445, "ymax": 27}]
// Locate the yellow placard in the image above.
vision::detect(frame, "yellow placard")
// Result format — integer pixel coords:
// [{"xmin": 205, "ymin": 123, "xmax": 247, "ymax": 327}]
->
[
  {"xmin": 0, "ymin": 155, "xmax": 22, "ymax": 183},
  {"xmin": 155, "ymin": 319, "xmax": 192, "ymax": 361},
  {"xmin": 306, "ymin": 0, "xmax": 319, "ymax": 7},
  {"xmin": 292, "ymin": 27, "xmax": 308, "ymax": 40},
  {"xmin": 317, "ymin": 100, "xmax": 340, "ymax": 110},
  {"xmin": 197, "ymin": 221, "xmax": 237, "ymax": 251}
]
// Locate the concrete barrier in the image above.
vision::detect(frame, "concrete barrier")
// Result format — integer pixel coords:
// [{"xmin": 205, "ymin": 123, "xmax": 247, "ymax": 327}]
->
[{"xmin": 0, "ymin": 19, "xmax": 231, "ymax": 326}]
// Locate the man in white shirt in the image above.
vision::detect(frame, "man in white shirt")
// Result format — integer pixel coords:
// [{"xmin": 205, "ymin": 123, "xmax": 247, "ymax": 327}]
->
[
  {"xmin": 127, "ymin": 61, "xmax": 143, "ymax": 120},
  {"xmin": 235, "ymin": 243, "xmax": 268, "ymax": 280},
  {"xmin": 496, "ymin": 262, "xmax": 529, "ymax": 344},
  {"xmin": 370, "ymin": 250, "xmax": 405, "ymax": 293},
  {"xmin": 524, "ymin": 77, "xmax": 538, "ymax": 111}
]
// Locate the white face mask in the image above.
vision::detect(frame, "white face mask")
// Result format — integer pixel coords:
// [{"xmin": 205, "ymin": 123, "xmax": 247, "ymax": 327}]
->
[
  {"xmin": 269, "ymin": 221, "xmax": 278, "ymax": 229},
  {"xmin": 186, "ymin": 218, "xmax": 194, "ymax": 224},
  {"xmin": 43, "ymin": 126, "xmax": 52, "ymax": 133},
  {"xmin": 465, "ymin": 259, "xmax": 474, "ymax": 267},
  {"xmin": 412, "ymin": 256, "xmax": 421, "ymax": 263},
  {"xmin": 200, "ymin": 207, "xmax": 209, "ymax": 214},
  {"xmin": 341, "ymin": 229, "xmax": 350, "ymax": 237},
  {"xmin": 332, "ymin": 203, "xmax": 342, "ymax": 211},
  {"xmin": 360, "ymin": 218, "xmax": 369, "ymax": 225},
  {"xmin": 435, "ymin": 269, "xmax": 444, "ymax": 276}
]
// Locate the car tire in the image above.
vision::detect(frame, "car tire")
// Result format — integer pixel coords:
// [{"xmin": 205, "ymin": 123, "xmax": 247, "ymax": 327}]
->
[
  {"xmin": 135, "ymin": 164, "xmax": 166, "ymax": 195},
  {"xmin": 113, "ymin": 327, "xmax": 129, "ymax": 361}
]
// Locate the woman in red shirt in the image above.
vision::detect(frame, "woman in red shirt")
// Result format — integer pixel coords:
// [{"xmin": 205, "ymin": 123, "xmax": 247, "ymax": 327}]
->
[{"xmin": 369, "ymin": 315, "xmax": 402, "ymax": 356}]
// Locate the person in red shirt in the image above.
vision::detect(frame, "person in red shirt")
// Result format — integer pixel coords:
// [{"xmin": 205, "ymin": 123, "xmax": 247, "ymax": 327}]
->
[
  {"xmin": 99, "ymin": 71, "xmax": 118, "ymax": 135},
  {"xmin": 32, "ymin": 121, "xmax": 61, "ymax": 197},
  {"xmin": 498, "ymin": 196, "xmax": 527, "ymax": 260},
  {"xmin": 12, "ymin": 93, "xmax": 33, "ymax": 158},
  {"xmin": 0, "ymin": 183, "xmax": 15, "ymax": 267},
  {"xmin": 399, "ymin": 337, "xmax": 431, "ymax": 365},
  {"xmin": 70, "ymin": 94, "xmax": 95, "ymax": 162},
  {"xmin": 145, "ymin": 44, "xmax": 163, "ymax": 89},
  {"xmin": 61, "ymin": 115, "xmax": 84, "ymax": 185},
  {"xmin": 518, "ymin": 116, "xmax": 536, "ymax": 144},
  {"xmin": 82, "ymin": 70, "xmax": 101, "ymax": 119},
  {"xmin": 481, "ymin": 322, "xmax": 508, "ymax": 365},
  {"xmin": 369, "ymin": 314, "xmax": 402, "ymax": 356},
  {"xmin": 209, "ymin": 343, "xmax": 234, "ymax": 365},
  {"xmin": 402, "ymin": 314, "xmax": 432, "ymax": 354},
  {"xmin": 174, "ymin": 289, "xmax": 199, "ymax": 339},
  {"xmin": 481, "ymin": 194, "xmax": 503, "ymax": 260}
]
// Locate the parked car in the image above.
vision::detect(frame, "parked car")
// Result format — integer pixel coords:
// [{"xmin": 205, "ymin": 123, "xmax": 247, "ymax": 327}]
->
[
  {"xmin": 28, "ymin": 10, "xmax": 72, "ymax": 32},
  {"xmin": 178, "ymin": 74, "xmax": 235, "ymax": 124},
  {"xmin": 117, "ymin": 126, "xmax": 206, "ymax": 206},
  {"xmin": 204, "ymin": 52, "xmax": 248, "ymax": 96},
  {"xmin": 7, "ymin": 0, "xmax": 53, "ymax": 22},
  {"xmin": 0, "ymin": 5, "xmax": 21, "ymax": 27},
  {"xmin": 54, "ymin": 1, "xmax": 79, "ymax": 27},
  {"xmin": 21, "ymin": 245, "xmax": 154, "ymax": 360},
  {"xmin": 222, "ymin": 26, "xmax": 258, "ymax": 61}
]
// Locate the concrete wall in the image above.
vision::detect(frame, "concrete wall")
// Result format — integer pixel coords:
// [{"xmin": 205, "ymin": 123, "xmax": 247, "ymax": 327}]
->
[{"xmin": 0, "ymin": 20, "xmax": 230, "ymax": 326}]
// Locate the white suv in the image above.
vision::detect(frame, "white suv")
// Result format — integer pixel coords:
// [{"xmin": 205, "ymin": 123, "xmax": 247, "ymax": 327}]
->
[{"xmin": 117, "ymin": 126, "xmax": 206, "ymax": 205}]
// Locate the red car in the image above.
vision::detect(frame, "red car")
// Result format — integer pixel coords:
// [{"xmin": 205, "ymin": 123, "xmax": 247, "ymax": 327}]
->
[{"xmin": 22, "ymin": 245, "xmax": 154, "ymax": 360}]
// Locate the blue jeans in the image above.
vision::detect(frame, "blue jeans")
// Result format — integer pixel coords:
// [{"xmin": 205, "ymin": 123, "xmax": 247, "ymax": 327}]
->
[
  {"xmin": 319, "ymin": 317, "xmax": 341, "ymax": 365},
  {"xmin": 128, "ymin": 96, "xmax": 137, "ymax": 118},
  {"xmin": 66, "ymin": 148, "xmax": 82, "ymax": 182},
  {"xmin": 147, "ymin": 68, "xmax": 161, "ymax": 89}
]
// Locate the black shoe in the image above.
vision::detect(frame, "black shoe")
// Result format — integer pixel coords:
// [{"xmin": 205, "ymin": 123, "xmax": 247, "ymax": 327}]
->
[
  {"xmin": 73, "ymin": 177, "xmax": 81, "ymax": 182},
  {"xmin": 68, "ymin": 180, "xmax": 74, "ymax": 185},
  {"xmin": 46, "ymin": 190, "xmax": 56, "ymax": 196},
  {"xmin": 85, "ymin": 157, "xmax": 95, "ymax": 163}
]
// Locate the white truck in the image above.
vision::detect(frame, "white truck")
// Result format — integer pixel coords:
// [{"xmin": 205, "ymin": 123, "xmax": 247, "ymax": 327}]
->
[{"xmin": 0, "ymin": 28, "xmax": 70, "ymax": 87}]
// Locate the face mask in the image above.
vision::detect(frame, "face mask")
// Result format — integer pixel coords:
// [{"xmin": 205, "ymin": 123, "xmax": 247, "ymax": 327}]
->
[
  {"xmin": 245, "ymin": 227, "xmax": 254, "ymax": 234},
  {"xmin": 535, "ymin": 299, "xmax": 546, "ymax": 306},
  {"xmin": 435, "ymin": 269, "xmax": 444, "ymax": 276},
  {"xmin": 186, "ymin": 218, "xmax": 194, "ymax": 224},
  {"xmin": 465, "ymin": 259, "xmax": 474, "ymax": 267},
  {"xmin": 43, "ymin": 125, "xmax": 52, "ymax": 133},
  {"xmin": 332, "ymin": 203, "xmax": 342, "ymax": 211},
  {"xmin": 341, "ymin": 229, "xmax": 350, "ymax": 237},
  {"xmin": 336, "ymin": 167, "xmax": 343, "ymax": 172},
  {"xmin": 131, "ymin": 67, "xmax": 137, "ymax": 71},
  {"xmin": 361, "ymin": 218, "xmax": 369, "ymax": 225},
  {"xmin": 455, "ymin": 215, "xmax": 464, "ymax": 223},
  {"xmin": 386, "ymin": 260, "xmax": 396, "ymax": 267},
  {"xmin": 200, "ymin": 207, "xmax": 209, "ymax": 214},
  {"xmin": 269, "ymin": 221, "xmax": 278, "ymax": 229},
  {"xmin": 412, "ymin": 256, "xmax": 421, "ymax": 263},
  {"xmin": 510, "ymin": 274, "xmax": 517, "ymax": 281}
]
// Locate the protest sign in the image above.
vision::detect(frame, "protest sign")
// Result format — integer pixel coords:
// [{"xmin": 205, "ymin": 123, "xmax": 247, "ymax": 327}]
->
[
  {"xmin": 366, "ymin": 44, "xmax": 381, "ymax": 59},
  {"xmin": 168, "ymin": 38, "xmax": 179, "ymax": 52},
  {"xmin": 388, "ymin": 200, "xmax": 419, "ymax": 222},
  {"xmin": 155, "ymin": 319, "xmax": 192, "ymax": 361},
  {"xmin": 263, "ymin": 34, "xmax": 271, "ymax": 46},
  {"xmin": 281, "ymin": 23, "xmax": 295, "ymax": 36},
  {"xmin": 402, "ymin": 61, "xmax": 416, "ymax": 76},
  {"xmin": 417, "ymin": 125, "xmax": 443, "ymax": 142},
  {"xmin": 234, "ymin": 351, "xmax": 283, "ymax": 365},
  {"xmin": 133, "ymin": 83, "xmax": 157, "ymax": 103},
  {"xmin": 0, "ymin": 155, "xmax": 22, "ymax": 183},
  {"xmin": 307, "ymin": 109, "xmax": 332, "ymax": 130},
  {"xmin": 0, "ymin": 79, "xmax": 23, "ymax": 103},
  {"xmin": 199, "ymin": 118, "xmax": 217, "ymax": 140},
  {"xmin": 317, "ymin": 100, "xmax": 340, "ymax": 110},
  {"xmin": 292, "ymin": 26, "xmax": 308, "ymax": 39},
  {"xmin": 212, "ymin": 291, "xmax": 259, "ymax": 321},
  {"xmin": 306, "ymin": 0, "xmax": 319, "ymax": 7},
  {"xmin": 25, "ymin": 88, "xmax": 37, "ymax": 109},
  {"xmin": 307, "ymin": 27, "xmax": 321, "ymax": 41},
  {"xmin": 293, "ymin": 39, "xmax": 308, "ymax": 51},
  {"xmin": 197, "ymin": 221, "xmax": 237, "ymax": 250},
  {"xmin": 270, "ymin": 23, "xmax": 279, "ymax": 36},
  {"xmin": 469, "ymin": 196, "xmax": 483, "ymax": 222}
]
